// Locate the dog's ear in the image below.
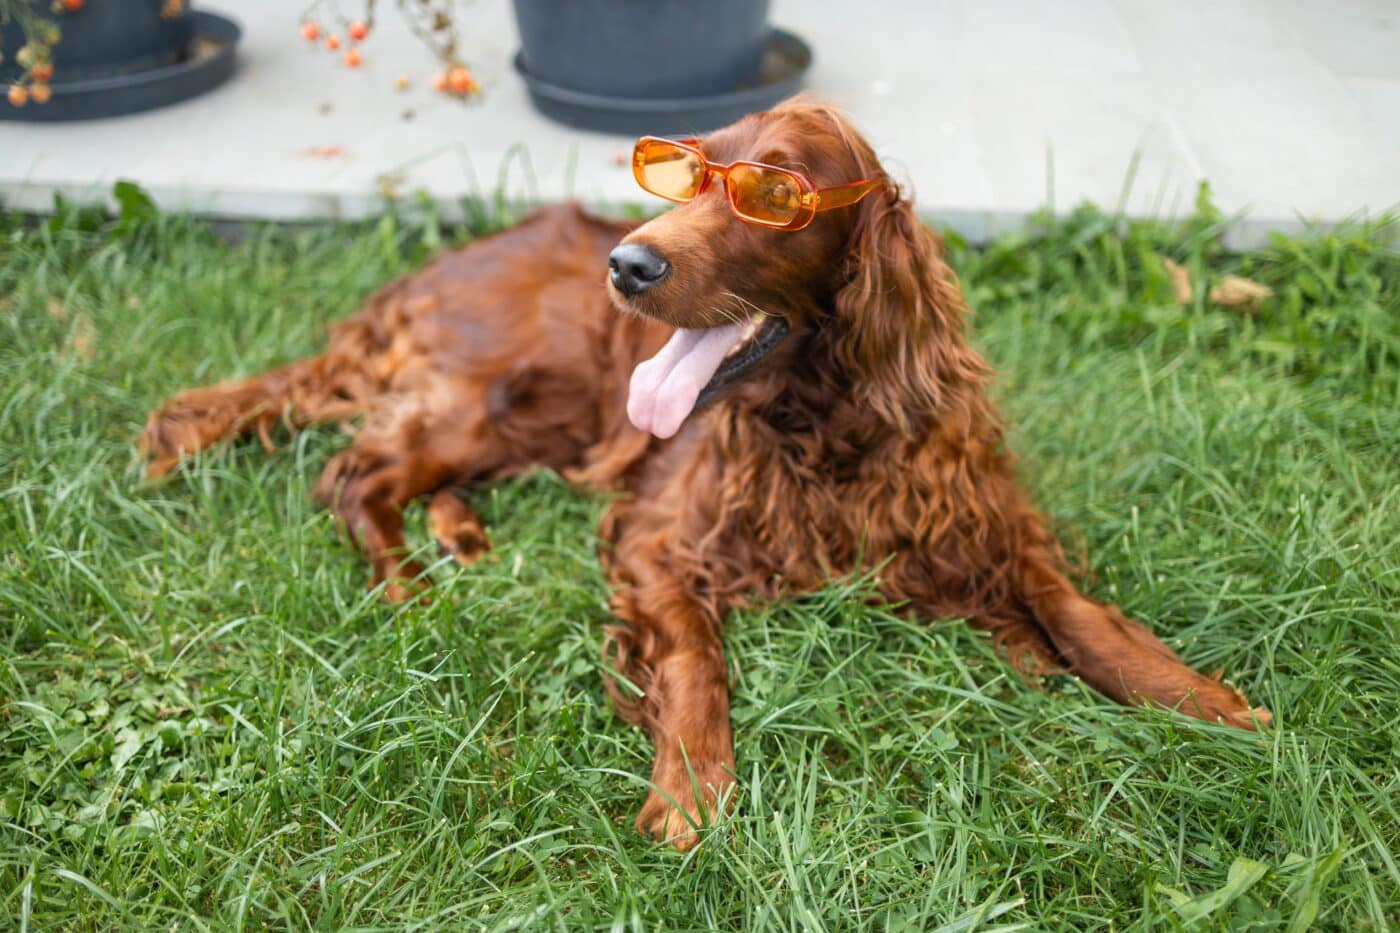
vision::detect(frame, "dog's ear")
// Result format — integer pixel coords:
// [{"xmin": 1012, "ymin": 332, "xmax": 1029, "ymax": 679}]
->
[{"xmin": 831, "ymin": 190, "xmax": 988, "ymax": 433}]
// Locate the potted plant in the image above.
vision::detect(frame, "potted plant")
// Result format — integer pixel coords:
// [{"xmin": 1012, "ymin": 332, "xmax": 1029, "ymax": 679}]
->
[
  {"xmin": 511, "ymin": 0, "xmax": 810, "ymax": 134},
  {"xmin": 296, "ymin": 0, "xmax": 810, "ymax": 134},
  {"xmin": 0, "ymin": 0, "xmax": 240, "ymax": 121}
]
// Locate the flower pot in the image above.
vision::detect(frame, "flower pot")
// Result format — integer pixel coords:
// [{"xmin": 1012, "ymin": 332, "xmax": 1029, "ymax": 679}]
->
[
  {"xmin": 513, "ymin": 0, "xmax": 770, "ymax": 99},
  {"xmin": 0, "ymin": 7, "xmax": 240, "ymax": 122},
  {"xmin": 511, "ymin": 0, "xmax": 810, "ymax": 135},
  {"xmin": 1, "ymin": 0, "xmax": 193, "ymax": 82}
]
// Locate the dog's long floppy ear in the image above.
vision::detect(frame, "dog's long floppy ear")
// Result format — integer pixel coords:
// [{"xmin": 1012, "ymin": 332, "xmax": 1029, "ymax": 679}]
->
[{"xmin": 831, "ymin": 187, "xmax": 989, "ymax": 434}]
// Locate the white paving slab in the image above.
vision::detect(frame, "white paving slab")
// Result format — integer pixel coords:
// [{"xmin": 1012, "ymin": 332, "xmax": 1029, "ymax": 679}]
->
[{"xmin": 1, "ymin": 0, "xmax": 1396, "ymax": 246}]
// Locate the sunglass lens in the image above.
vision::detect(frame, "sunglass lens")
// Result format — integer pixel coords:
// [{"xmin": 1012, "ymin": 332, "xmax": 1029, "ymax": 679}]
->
[
  {"xmin": 635, "ymin": 140, "xmax": 704, "ymax": 201},
  {"xmin": 727, "ymin": 164, "xmax": 804, "ymax": 226}
]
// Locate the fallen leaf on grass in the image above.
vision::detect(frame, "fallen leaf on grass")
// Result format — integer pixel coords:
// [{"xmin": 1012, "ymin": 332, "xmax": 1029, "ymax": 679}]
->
[
  {"xmin": 46, "ymin": 298, "xmax": 67, "ymax": 322},
  {"xmin": 1163, "ymin": 257, "xmax": 1193, "ymax": 304},
  {"xmin": 376, "ymin": 171, "xmax": 406, "ymax": 200},
  {"xmin": 65, "ymin": 313, "xmax": 97, "ymax": 362},
  {"xmin": 1209, "ymin": 275, "xmax": 1273, "ymax": 313}
]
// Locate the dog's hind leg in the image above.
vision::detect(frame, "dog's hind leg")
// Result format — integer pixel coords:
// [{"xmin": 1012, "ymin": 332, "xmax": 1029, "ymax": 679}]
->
[
  {"xmin": 142, "ymin": 360, "xmax": 315, "ymax": 477},
  {"xmin": 315, "ymin": 443, "xmax": 440, "ymax": 603},
  {"xmin": 140, "ymin": 352, "xmax": 373, "ymax": 478},
  {"xmin": 313, "ymin": 395, "xmax": 505, "ymax": 602},
  {"xmin": 427, "ymin": 488, "xmax": 491, "ymax": 565},
  {"xmin": 140, "ymin": 283, "xmax": 416, "ymax": 478}
]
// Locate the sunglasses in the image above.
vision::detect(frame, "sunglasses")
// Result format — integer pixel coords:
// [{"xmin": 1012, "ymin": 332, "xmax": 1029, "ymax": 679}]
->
[{"xmin": 632, "ymin": 136, "xmax": 885, "ymax": 231}]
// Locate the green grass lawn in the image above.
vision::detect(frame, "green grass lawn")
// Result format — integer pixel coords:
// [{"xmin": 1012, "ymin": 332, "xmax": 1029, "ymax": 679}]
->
[{"xmin": 1, "ymin": 190, "xmax": 1397, "ymax": 930}]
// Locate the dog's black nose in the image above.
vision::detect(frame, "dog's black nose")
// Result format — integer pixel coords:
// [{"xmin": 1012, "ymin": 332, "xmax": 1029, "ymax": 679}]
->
[{"xmin": 608, "ymin": 243, "xmax": 670, "ymax": 297}]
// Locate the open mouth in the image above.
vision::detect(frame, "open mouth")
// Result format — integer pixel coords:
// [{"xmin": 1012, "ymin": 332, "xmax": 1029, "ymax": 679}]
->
[{"xmin": 627, "ymin": 314, "xmax": 790, "ymax": 438}]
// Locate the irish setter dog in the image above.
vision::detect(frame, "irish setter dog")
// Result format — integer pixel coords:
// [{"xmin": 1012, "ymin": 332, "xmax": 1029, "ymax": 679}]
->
[{"xmin": 142, "ymin": 98, "xmax": 1269, "ymax": 850}]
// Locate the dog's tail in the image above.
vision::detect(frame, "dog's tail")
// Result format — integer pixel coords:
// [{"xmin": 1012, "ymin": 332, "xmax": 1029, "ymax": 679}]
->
[{"xmin": 1011, "ymin": 519, "xmax": 1271, "ymax": 730}]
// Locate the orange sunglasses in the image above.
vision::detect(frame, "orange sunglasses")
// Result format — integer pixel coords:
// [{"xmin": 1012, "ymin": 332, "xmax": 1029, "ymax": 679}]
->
[{"xmin": 632, "ymin": 136, "xmax": 885, "ymax": 231}]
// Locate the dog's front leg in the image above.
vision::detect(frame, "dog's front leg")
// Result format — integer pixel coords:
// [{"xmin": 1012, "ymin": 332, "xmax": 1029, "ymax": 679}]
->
[{"xmin": 605, "ymin": 572, "xmax": 735, "ymax": 851}]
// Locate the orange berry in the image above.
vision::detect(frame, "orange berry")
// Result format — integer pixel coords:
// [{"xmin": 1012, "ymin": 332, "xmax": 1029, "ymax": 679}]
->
[
  {"xmin": 61, "ymin": 0, "xmax": 85, "ymax": 10},
  {"xmin": 431, "ymin": 70, "xmax": 448, "ymax": 93},
  {"xmin": 30, "ymin": 83, "xmax": 51, "ymax": 104},
  {"xmin": 347, "ymin": 21, "xmax": 369, "ymax": 42},
  {"xmin": 300, "ymin": 21, "xmax": 320, "ymax": 42},
  {"xmin": 343, "ymin": 48, "xmax": 362, "ymax": 68},
  {"xmin": 7, "ymin": 84, "xmax": 28, "ymax": 107},
  {"xmin": 324, "ymin": 34, "xmax": 341, "ymax": 51},
  {"xmin": 31, "ymin": 63, "xmax": 53, "ymax": 83},
  {"xmin": 446, "ymin": 66, "xmax": 474, "ymax": 95}
]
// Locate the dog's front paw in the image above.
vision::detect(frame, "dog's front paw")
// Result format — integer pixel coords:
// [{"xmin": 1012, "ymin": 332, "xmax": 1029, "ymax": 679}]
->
[
  {"xmin": 1165, "ymin": 671, "xmax": 1272, "ymax": 731},
  {"xmin": 635, "ymin": 761, "xmax": 734, "ymax": 852}
]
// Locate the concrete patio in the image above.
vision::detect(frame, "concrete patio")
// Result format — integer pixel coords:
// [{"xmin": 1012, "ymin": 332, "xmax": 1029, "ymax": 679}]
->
[{"xmin": 1, "ymin": 0, "xmax": 1397, "ymax": 246}]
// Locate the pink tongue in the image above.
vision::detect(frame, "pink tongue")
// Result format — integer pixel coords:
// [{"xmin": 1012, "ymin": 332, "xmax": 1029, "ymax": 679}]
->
[{"xmin": 628, "ymin": 321, "xmax": 750, "ymax": 438}]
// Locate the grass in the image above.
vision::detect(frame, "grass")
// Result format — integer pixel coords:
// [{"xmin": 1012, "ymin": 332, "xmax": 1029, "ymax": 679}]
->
[{"xmin": 0, "ymin": 186, "xmax": 1396, "ymax": 930}]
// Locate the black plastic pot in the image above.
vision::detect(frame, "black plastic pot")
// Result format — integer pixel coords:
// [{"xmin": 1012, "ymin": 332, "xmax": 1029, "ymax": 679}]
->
[
  {"xmin": 511, "ymin": 0, "xmax": 810, "ymax": 135},
  {"xmin": 0, "ymin": 7, "xmax": 240, "ymax": 123},
  {"xmin": 1, "ymin": 0, "xmax": 192, "ymax": 82},
  {"xmin": 514, "ymin": 0, "xmax": 770, "ymax": 98}
]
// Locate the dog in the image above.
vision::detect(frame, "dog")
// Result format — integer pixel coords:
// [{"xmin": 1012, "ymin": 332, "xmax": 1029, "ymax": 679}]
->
[{"xmin": 142, "ymin": 97, "xmax": 1269, "ymax": 850}]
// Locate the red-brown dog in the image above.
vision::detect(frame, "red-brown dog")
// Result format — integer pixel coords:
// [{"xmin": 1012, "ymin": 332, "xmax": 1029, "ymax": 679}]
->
[{"xmin": 143, "ymin": 98, "xmax": 1269, "ymax": 850}]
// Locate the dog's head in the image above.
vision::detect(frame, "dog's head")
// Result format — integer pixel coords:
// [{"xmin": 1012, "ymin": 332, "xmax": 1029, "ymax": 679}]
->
[{"xmin": 610, "ymin": 97, "xmax": 969, "ymax": 439}]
